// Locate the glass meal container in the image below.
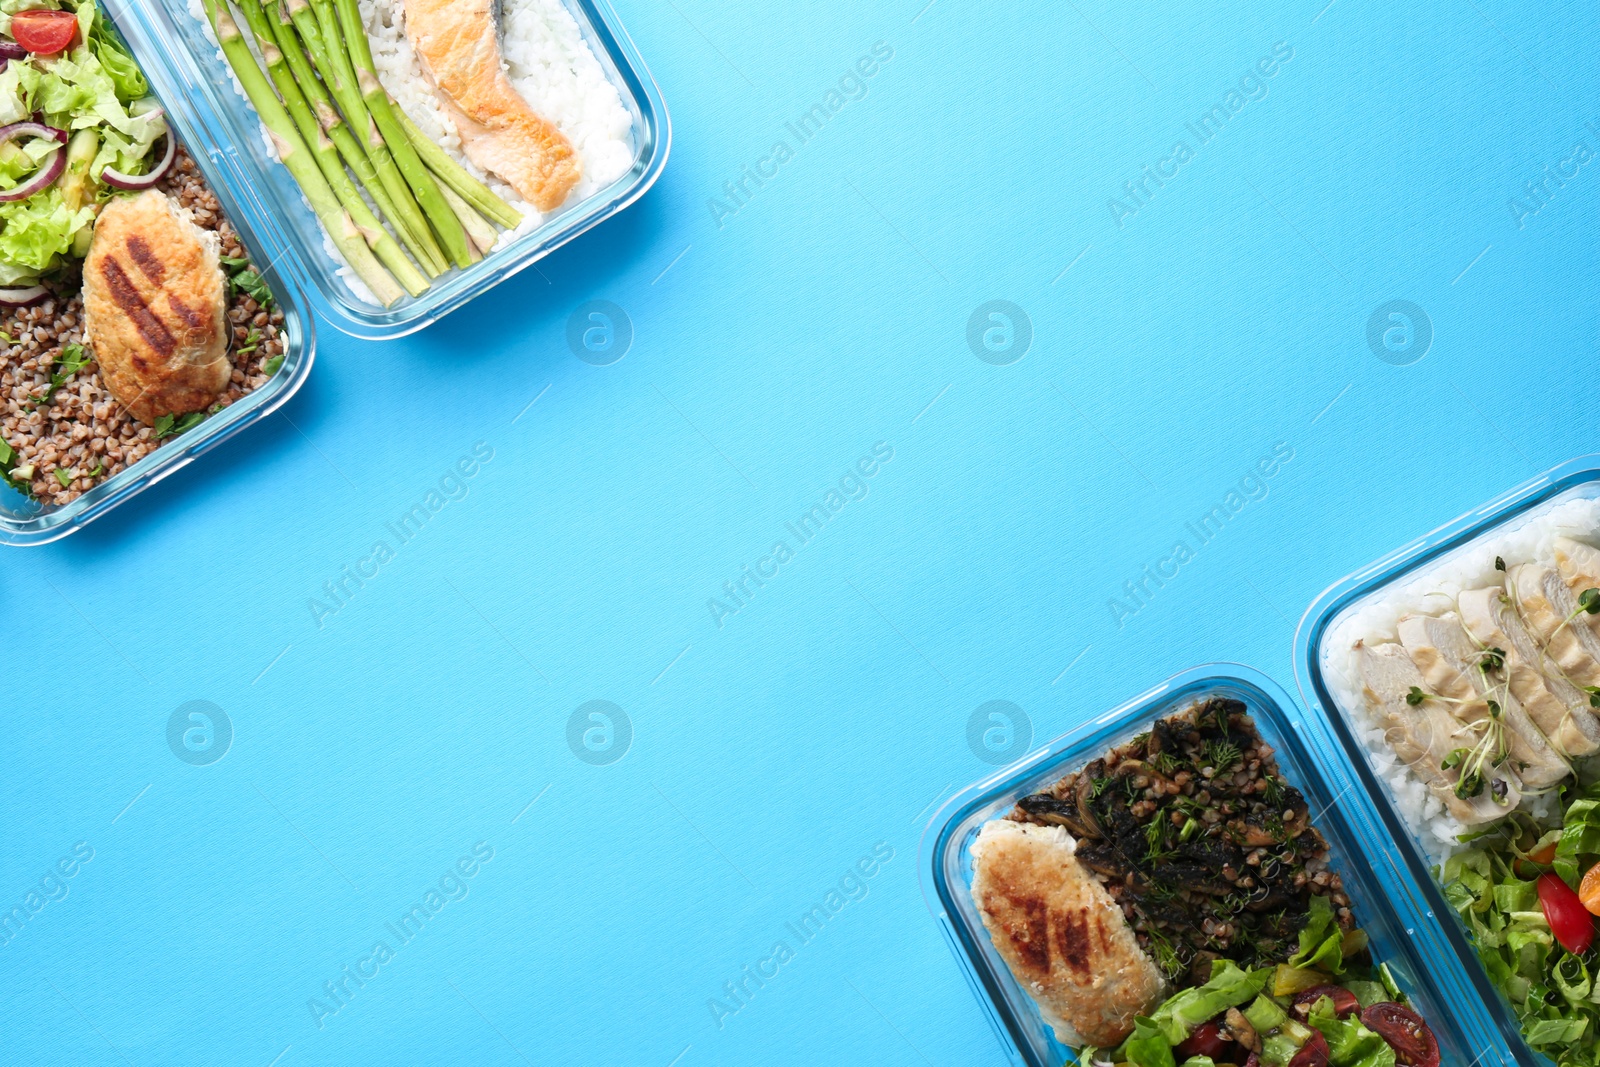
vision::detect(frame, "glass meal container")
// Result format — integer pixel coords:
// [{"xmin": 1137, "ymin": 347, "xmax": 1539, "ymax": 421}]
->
[
  {"xmin": 104, "ymin": 0, "xmax": 669, "ymax": 340},
  {"xmin": 0, "ymin": 3, "xmax": 315, "ymax": 546},
  {"xmin": 920, "ymin": 665, "xmax": 1507, "ymax": 1067},
  {"xmin": 1295, "ymin": 456, "xmax": 1600, "ymax": 1067}
]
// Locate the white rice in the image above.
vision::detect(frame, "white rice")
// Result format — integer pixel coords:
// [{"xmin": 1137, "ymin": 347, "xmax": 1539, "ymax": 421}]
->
[
  {"xmin": 1321, "ymin": 488, "xmax": 1600, "ymax": 865},
  {"xmin": 191, "ymin": 0, "xmax": 636, "ymax": 303}
]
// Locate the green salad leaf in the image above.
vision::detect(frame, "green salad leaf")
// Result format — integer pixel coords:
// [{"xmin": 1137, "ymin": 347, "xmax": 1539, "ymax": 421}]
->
[
  {"xmin": 1148, "ymin": 960, "xmax": 1272, "ymax": 1044},
  {"xmin": 1443, "ymin": 820, "xmax": 1600, "ymax": 1067},
  {"xmin": 1289, "ymin": 896, "xmax": 1347, "ymax": 974},
  {"xmin": 1555, "ymin": 780, "xmax": 1600, "ymax": 887},
  {"xmin": 0, "ymin": 186, "xmax": 94, "ymax": 271},
  {"xmin": 0, "ymin": 0, "xmax": 169, "ymax": 282},
  {"xmin": 86, "ymin": 4, "xmax": 146, "ymax": 102},
  {"xmin": 1120, "ymin": 1017, "xmax": 1176, "ymax": 1067}
]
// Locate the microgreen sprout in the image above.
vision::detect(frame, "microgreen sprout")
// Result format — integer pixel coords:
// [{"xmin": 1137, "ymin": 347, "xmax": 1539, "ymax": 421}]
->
[
  {"xmin": 1448, "ymin": 698, "xmax": 1513, "ymax": 801},
  {"xmin": 1549, "ymin": 588, "xmax": 1600, "ymax": 647}
]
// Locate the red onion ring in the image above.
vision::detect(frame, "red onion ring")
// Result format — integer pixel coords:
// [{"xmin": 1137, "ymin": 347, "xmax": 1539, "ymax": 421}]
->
[
  {"xmin": 0, "ymin": 285, "xmax": 48, "ymax": 306},
  {"xmin": 0, "ymin": 121, "xmax": 67, "ymax": 145},
  {"xmin": 0, "ymin": 42, "xmax": 24, "ymax": 61},
  {"xmin": 0, "ymin": 143, "xmax": 64, "ymax": 202},
  {"xmin": 100, "ymin": 131, "xmax": 175, "ymax": 191}
]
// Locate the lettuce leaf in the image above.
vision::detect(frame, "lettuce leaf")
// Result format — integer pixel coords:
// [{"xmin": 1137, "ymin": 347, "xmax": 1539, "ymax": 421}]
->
[
  {"xmin": 1556, "ymin": 782, "xmax": 1600, "ymax": 887},
  {"xmin": 1307, "ymin": 997, "xmax": 1396, "ymax": 1067},
  {"xmin": 0, "ymin": 186, "xmax": 93, "ymax": 271},
  {"xmin": 1289, "ymin": 896, "xmax": 1346, "ymax": 974},
  {"xmin": 85, "ymin": 1, "xmax": 144, "ymax": 102},
  {"xmin": 1444, "ymin": 840, "xmax": 1600, "ymax": 1067},
  {"xmin": 1148, "ymin": 960, "xmax": 1273, "ymax": 1044},
  {"xmin": 1120, "ymin": 1018, "xmax": 1176, "ymax": 1067}
]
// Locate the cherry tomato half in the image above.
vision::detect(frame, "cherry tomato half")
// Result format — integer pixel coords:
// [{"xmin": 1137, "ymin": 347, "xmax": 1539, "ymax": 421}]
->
[
  {"xmin": 1287, "ymin": 1032, "xmax": 1330, "ymax": 1067},
  {"xmin": 1176, "ymin": 1020, "xmax": 1232, "ymax": 1061},
  {"xmin": 1539, "ymin": 871, "xmax": 1597, "ymax": 955},
  {"xmin": 1360, "ymin": 1003, "xmax": 1440, "ymax": 1067},
  {"xmin": 10, "ymin": 10, "xmax": 77, "ymax": 55}
]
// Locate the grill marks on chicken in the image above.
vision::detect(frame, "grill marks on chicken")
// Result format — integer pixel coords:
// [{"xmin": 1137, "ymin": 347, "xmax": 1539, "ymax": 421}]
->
[
  {"xmin": 969, "ymin": 820, "xmax": 1167, "ymax": 1048},
  {"xmin": 83, "ymin": 190, "xmax": 229, "ymax": 425}
]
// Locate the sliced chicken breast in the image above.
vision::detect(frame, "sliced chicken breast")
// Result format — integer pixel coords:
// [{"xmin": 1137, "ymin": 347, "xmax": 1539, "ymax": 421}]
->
[
  {"xmin": 1553, "ymin": 537, "xmax": 1600, "ymax": 659},
  {"xmin": 1510, "ymin": 562, "xmax": 1600, "ymax": 688},
  {"xmin": 1459, "ymin": 587, "xmax": 1600, "ymax": 757},
  {"xmin": 1357, "ymin": 640, "xmax": 1521, "ymax": 823},
  {"xmin": 969, "ymin": 820, "xmax": 1164, "ymax": 1048},
  {"xmin": 1396, "ymin": 612, "xmax": 1569, "ymax": 787}
]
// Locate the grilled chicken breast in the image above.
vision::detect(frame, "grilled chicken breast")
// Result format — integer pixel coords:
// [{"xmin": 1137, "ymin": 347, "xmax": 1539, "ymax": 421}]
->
[
  {"xmin": 1510, "ymin": 562, "xmax": 1600, "ymax": 688},
  {"xmin": 1458, "ymin": 587, "xmax": 1600, "ymax": 757},
  {"xmin": 1396, "ymin": 612, "xmax": 1569, "ymax": 787},
  {"xmin": 969, "ymin": 820, "xmax": 1164, "ymax": 1048},
  {"xmin": 404, "ymin": 0, "xmax": 581, "ymax": 212},
  {"xmin": 83, "ymin": 190, "xmax": 229, "ymax": 425},
  {"xmin": 1356, "ymin": 640, "xmax": 1519, "ymax": 823}
]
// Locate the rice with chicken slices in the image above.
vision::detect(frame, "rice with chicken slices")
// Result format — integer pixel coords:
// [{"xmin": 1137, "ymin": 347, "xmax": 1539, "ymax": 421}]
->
[{"xmin": 1321, "ymin": 492, "xmax": 1600, "ymax": 865}]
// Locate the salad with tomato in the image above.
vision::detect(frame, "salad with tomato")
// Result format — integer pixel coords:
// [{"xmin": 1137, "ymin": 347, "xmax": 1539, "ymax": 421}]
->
[
  {"xmin": 1443, "ymin": 779, "xmax": 1600, "ymax": 1067},
  {"xmin": 1085, "ymin": 897, "xmax": 1442, "ymax": 1067},
  {"xmin": 0, "ymin": 0, "xmax": 168, "ymax": 292}
]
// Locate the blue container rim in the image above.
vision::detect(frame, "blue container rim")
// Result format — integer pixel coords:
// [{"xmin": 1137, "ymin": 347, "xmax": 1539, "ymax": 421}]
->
[{"xmin": 1291, "ymin": 454, "xmax": 1600, "ymax": 1067}]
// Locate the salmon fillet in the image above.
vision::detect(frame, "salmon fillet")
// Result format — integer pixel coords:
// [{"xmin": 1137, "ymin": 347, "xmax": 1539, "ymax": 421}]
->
[
  {"xmin": 83, "ymin": 191, "xmax": 229, "ymax": 426},
  {"xmin": 403, "ymin": 0, "xmax": 581, "ymax": 212},
  {"xmin": 970, "ymin": 820, "xmax": 1164, "ymax": 1048}
]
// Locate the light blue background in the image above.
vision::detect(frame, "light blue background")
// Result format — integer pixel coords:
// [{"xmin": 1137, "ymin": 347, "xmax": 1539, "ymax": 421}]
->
[{"xmin": 4, "ymin": 0, "xmax": 1599, "ymax": 1063}]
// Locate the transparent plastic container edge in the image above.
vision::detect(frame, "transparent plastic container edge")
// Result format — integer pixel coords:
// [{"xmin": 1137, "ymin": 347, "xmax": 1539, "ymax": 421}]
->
[
  {"xmin": 1292, "ymin": 455, "xmax": 1600, "ymax": 1067},
  {"xmin": 919, "ymin": 663, "xmax": 1509, "ymax": 1067},
  {"xmin": 0, "ymin": 7, "xmax": 317, "ymax": 546},
  {"xmin": 106, "ymin": 0, "xmax": 670, "ymax": 341}
]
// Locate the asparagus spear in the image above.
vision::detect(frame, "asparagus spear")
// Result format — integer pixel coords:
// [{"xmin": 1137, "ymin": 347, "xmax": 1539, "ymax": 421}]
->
[
  {"xmin": 289, "ymin": 0, "xmax": 445, "ymax": 276},
  {"xmin": 265, "ymin": 0, "xmax": 409, "ymax": 251},
  {"xmin": 436, "ymin": 181, "xmax": 496, "ymax": 257},
  {"xmin": 388, "ymin": 103, "xmax": 523, "ymax": 230},
  {"xmin": 330, "ymin": 0, "xmax": 474, "ymax": 270},
  {"xmin": 201, "ymin": 0, "xmax": 403, "ymax": 307},
  {"xmin": 236, "ymin": 0, "xmax": 427, "ymax": 296}
]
